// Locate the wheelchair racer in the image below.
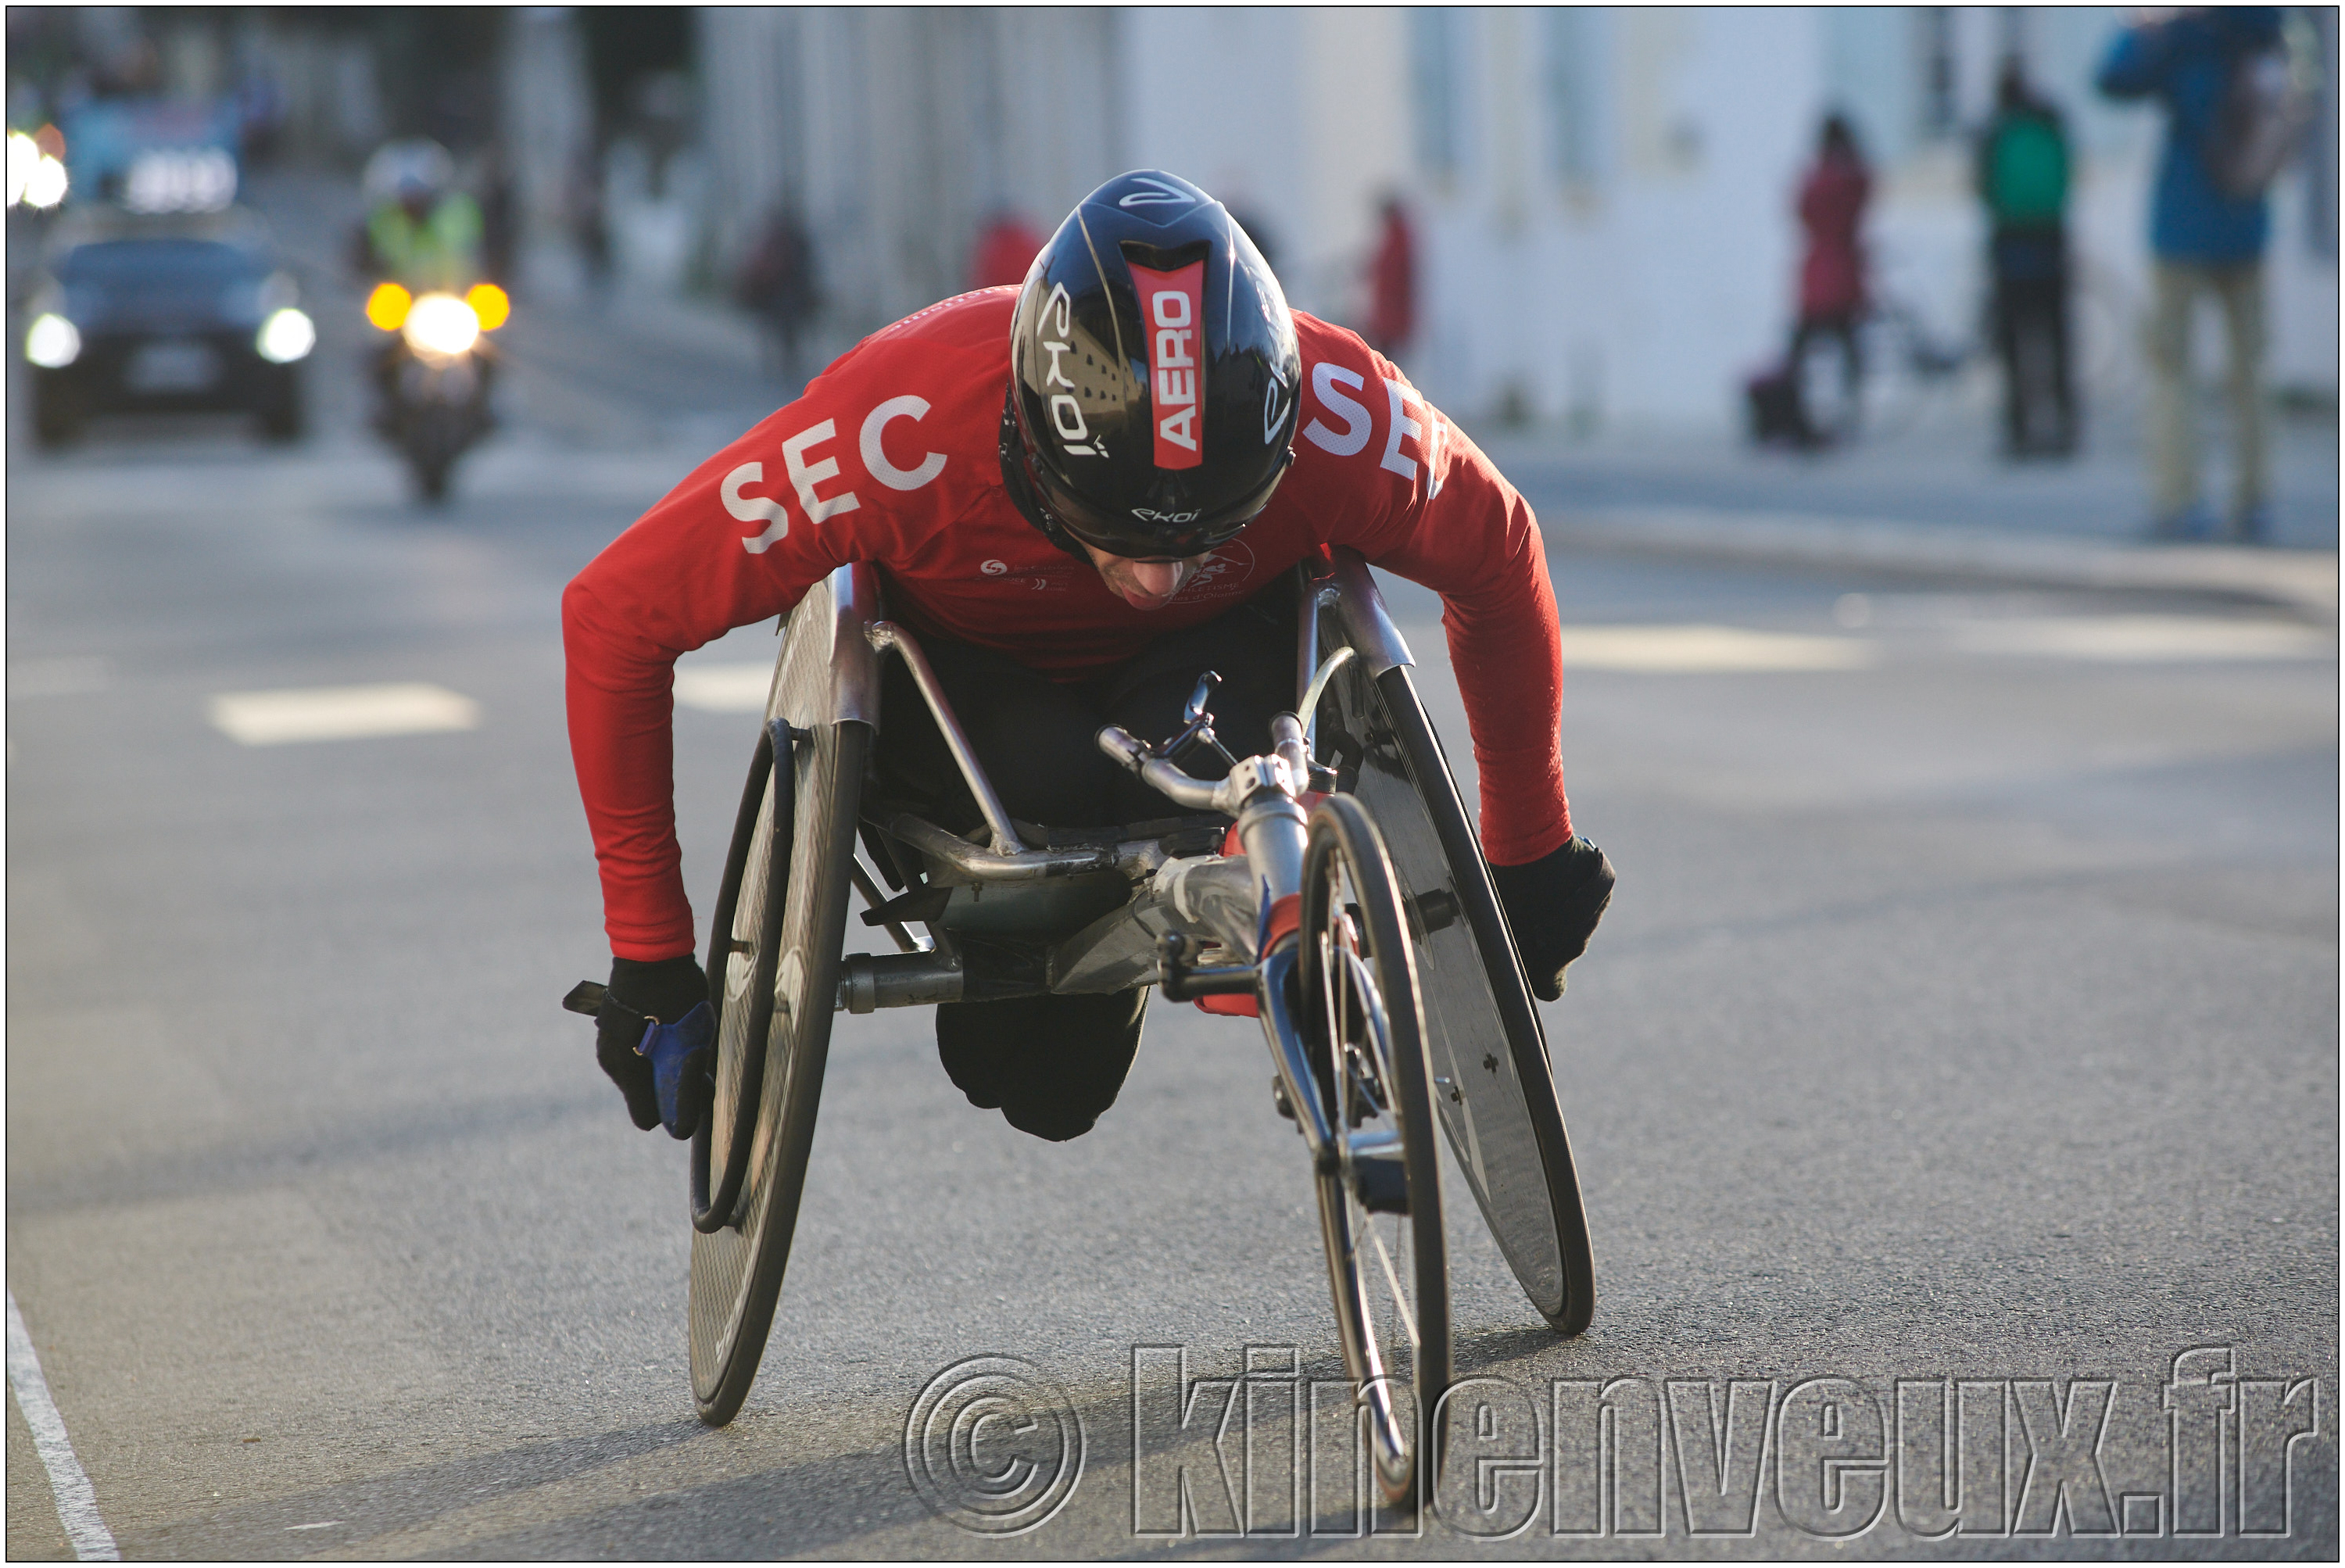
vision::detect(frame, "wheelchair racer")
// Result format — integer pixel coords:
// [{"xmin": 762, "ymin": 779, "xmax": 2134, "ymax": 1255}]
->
[{"xmin": 567, "ymin": 170, "xmax": 1614, "ymax": 1144}]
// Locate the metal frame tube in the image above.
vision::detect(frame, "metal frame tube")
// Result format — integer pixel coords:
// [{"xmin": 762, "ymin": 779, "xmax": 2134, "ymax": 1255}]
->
[
  {"xmin": 1298, "ymin": 647, "xmax": 1355, "ymax": 754},
  {"xmin": 879, "ymin": 811, "xmax": 1115, "ymax": 883},
  {"xmin": 848, "ymin": 856, "xmax": 920, "ymax": 952},
  {"xmin": 1324, "ymin": 546, "xmax": 1414, "ymax": 676},
  {"xmin": 1097, "ymin": 725, "xmax": 1224, "ymax": 813},
  {"xmin": 836, "ymin": 950, "xmax": 965, "ymax": 1013},
  {"xmin": 866, "ymin": 620, "xmax": 1023, "ymax": 855},
  {"xmin": 1296, "ymin": 573, "xmax": 1330, "ymax": 709}
]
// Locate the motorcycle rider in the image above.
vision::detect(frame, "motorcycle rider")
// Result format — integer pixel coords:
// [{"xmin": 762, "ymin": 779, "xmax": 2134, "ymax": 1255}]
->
[
  {"xmin": 356, "ymin": 138, "xmax": 482, "ymax": 292},
  {"xmin": 567, "ymin": 170, "xmax": 1613, "ymax": 1144},
  {"xmin": 354, "ymin": 138, "xmax": 488, "ymax": 429}
]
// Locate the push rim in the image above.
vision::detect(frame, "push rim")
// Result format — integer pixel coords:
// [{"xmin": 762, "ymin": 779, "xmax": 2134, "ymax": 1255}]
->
[
  {"xmin": 686, "ymin": 720, "xmax": 862, "ymax": 1426},
  {"xmin": 693, "ymin": 720, "xmax": 796, "ymax": 1233}
]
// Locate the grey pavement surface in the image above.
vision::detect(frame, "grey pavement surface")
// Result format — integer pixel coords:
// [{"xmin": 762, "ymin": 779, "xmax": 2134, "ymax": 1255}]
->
[{"xmin": 5, "ymin": 174, "xmax": 2339, "ymax": 1559}]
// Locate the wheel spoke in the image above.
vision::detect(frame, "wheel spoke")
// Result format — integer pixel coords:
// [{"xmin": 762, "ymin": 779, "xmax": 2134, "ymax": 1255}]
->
[
  {"xmin": 1302, "ymin": 793, "xmax": 1448, "ymax": 1504},
  {"xmin": 1366, "ymin": 1219, "xmax": 1420, "ymax": 1351}
]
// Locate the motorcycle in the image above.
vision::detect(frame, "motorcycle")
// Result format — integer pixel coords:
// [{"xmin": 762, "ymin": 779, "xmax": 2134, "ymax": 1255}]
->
[{"xmin": 363, "ymin": 280, "xmax": 507, "ymax": 502}]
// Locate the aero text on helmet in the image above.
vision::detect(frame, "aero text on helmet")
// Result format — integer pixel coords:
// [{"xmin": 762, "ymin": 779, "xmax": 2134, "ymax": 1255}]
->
[{"xmin": 1129, "ymin": 261, "xmax": 1205, "ymax": 471}]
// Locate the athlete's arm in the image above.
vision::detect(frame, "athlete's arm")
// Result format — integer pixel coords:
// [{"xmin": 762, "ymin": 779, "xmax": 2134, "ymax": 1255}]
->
[
  {"xmin": 563, "ymin": 425, "xmax": 849, "ymax": 961},
  {"xmin": 563, "ymin": 328, "xmax": 986, "ymax": 961},
  {"xmin": 1296, "ymin": 327, "xmax": 1571, "ymax": 868}
]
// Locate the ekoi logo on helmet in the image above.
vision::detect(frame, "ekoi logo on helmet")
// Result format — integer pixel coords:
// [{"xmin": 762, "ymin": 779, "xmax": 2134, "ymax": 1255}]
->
[
  {"xmin": 1031, "ymin": 281, "xmax": 1103, "ymax": 460},
  {"xmin": 1127, "ymin": 261, "xmax": 1204, "ymax": 471}
]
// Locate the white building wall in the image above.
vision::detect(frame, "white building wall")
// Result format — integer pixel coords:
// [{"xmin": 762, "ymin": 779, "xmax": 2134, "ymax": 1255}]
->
[
  {"xmin": 1108, "ymin": 5, "xmax": 2336, "ymax": 433},
  {"xmin": 695, "ymin": 7, "xmax": 1122, "ymax": 341},
  {"xmin": 682, "ymin": 6, "xmax": 2333, "ymax": 421},
  {"xmin": 1116, "ymin": 8, "xmax": 1417, "ymax": 324}
]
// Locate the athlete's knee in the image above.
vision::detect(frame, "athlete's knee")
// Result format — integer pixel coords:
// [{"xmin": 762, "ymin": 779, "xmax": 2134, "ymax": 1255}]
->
[{"xmin": 935, "ymin": 990, "xmax": 1146, "ymax": 1141}]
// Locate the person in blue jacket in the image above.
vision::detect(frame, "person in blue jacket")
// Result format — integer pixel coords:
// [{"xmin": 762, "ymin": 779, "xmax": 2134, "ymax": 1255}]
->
[{"xmin": 2096, "ymin": 7, "xmax": 2285, "ymax": 542}]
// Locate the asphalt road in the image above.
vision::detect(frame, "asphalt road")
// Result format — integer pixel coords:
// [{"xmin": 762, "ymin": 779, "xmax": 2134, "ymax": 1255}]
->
[{"xmin": 5, "ymin": 260, "xmax": 2338, "ymax": 1559}]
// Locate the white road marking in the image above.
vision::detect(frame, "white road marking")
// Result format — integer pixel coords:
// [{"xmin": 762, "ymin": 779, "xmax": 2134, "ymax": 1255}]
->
[
  {"xmin": 1948, "ymin": 614, "xmax": 2336, "ymax": 663},
  {"xmin": 1554, "ymin": 625, "xmax": 1874, "ymax": 672},
  {"xmin": 207, "ymin": 682, "xmax": 480, "ymax": 746},
  {"xmin": 6, "ymin": 1291, "xmax": 119, "ymax": 1562},
  {"xmin": 673, "ymin": 663, "xmax": 773, "ymax": 713},
  {"xmin": 285, "ymin": 1521, "xmax": 345, "ymax": 1531}
]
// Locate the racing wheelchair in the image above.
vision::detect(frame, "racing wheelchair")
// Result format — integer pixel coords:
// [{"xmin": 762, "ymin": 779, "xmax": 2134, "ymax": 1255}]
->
[{"xmin": 565, "ymin": 548, "xmax": 1594, "ymax": 1502}]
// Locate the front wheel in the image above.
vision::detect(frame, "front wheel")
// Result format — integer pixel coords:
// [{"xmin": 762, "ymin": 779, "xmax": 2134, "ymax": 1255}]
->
[
  {"xmin": 686, "ymin": 719, "xmax": 863, "ymax": 1426},
  {"xmin": 407, "ymin": 446, "xmax": 453, "ymax": 503},
  {"xmin": 1299, "ymin": 793, "xmax": 1451, "ymax": 1510}
]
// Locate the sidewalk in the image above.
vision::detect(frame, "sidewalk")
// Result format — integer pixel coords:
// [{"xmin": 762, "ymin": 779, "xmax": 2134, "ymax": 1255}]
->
[
  {"xmin": 1480, "ymin": 400, "xmax": 2339, "ymax": 623},
  {"xmin": 238, "ymin": 163, "xmax": 2333, "ymax": 622}
]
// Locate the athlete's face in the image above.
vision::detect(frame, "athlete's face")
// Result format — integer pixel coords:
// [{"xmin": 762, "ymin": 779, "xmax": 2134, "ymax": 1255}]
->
[{"xmin": 1081, "ymin": 541, "xmax": 1207, "ymax": 611}]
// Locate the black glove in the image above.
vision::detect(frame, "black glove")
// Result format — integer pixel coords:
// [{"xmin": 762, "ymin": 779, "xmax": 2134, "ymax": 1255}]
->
[
  {"xmin": 596, "ymin": 954, "xmax": 712, "ymax": 1137},
  {"xmin": 1489, "ymin": 836, "xmax": 1615, "ymax": 1004}
]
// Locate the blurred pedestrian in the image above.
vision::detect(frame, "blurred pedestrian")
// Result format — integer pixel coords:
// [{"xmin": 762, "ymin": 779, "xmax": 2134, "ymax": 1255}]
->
[
  {"xmin": 1367, "ymin": 195, "xmax": 1415, "ymax": 358},
  {"xmin": 1978, "ymin": 55, "xmax": 2078, "ymax": 457},
  {"xmin": 1785, "ymin": 113, "xmax": 1871, "ymax": 444},
  {"xmin": 2097, "ymin": 7, "xmax": 2296, "ymax": 542},
  {"xmin": 233, "ymin": 60, "xmax": 284, "ymax": 166},
  {"xmin": 736, "ymin": 204, "xmax": 819, "ymax": 385},
  {"xmin": 478, "ymin": 143, "xmax": 518, "ymax": 291},
  {"xmin": 968, "ymin": 209, "xmax": 1045, "ymax": 291},
  {"xmin": 569, "ymin": 146, "xmax": 610, "ymax": 290}
]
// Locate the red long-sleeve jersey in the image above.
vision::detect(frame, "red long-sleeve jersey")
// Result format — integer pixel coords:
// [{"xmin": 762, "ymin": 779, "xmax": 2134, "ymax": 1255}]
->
[{"xmin": 565, "ymin": 289, "xmax": 1570, "ymax": 961}]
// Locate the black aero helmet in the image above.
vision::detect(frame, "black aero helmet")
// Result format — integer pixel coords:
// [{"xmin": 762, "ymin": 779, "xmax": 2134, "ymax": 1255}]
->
[{"xmin": 1005, "ymin": 170, "xmax": 1301, "ymax": 559}]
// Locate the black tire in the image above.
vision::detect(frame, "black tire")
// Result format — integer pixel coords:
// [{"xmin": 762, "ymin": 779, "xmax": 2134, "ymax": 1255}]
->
[
  {"xmin": 1300, "ymin": 793, "xmax": 1450, "ymax": 1509},
  {"xmin": 258, "ymin": 375, "xmax": 304, "ymax": 443},
  {"xmin": 406, "ymin": 401, "xmax": 469, "ymax": 503},
  {"xmin": 32, "ymin": 380, "xmax": 80, "ymax": 449},
  {"xmin": 1317, "ymin": 650, "xmax": 1595, "ymax": 1336},
  {"xmin": 410, "ymin": 451, "xmax": 452, "ymax": 503},
  {"xmin": 686, "ymin": 718, "xmax": 863, "ymax": 1427}
]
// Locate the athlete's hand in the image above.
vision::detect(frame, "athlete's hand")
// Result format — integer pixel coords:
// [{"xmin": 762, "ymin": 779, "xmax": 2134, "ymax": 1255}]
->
[
  {"xmin": 1489, "ymin": 837, "xmax": 1615, "ymax": 1003},
  {"xmin": 596, "ymin": 954, "xmax": 712, "ymax": 1135}
]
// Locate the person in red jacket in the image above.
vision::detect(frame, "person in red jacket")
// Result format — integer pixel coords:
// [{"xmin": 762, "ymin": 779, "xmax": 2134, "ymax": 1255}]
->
[
  {"xmin": 567, "ymin": 170, "xmax": 1613, "ymax": 1144},
  {"xmin": 967, "ymin": 209, "xmax": 1047, "ymax": 292},
  {"xmin": 1787, "ymin": 113, "xmax": 1872, "ymax": 443},
  {"xmin": 1367, "ymin": 195, "xmax": 1416, "ymax": 357}
]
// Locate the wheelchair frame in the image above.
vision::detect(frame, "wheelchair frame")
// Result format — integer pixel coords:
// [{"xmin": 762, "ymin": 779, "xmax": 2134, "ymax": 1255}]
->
[{"xmin": 646, "ymin": 546, "xmax": 1593, "ymax": 1472}]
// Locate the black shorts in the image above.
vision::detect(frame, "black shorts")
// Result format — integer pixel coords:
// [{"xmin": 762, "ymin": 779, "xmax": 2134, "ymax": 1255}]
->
[{"xmin": 873, "ymin": 588, "xmax": 1294, "ymax": 1140}]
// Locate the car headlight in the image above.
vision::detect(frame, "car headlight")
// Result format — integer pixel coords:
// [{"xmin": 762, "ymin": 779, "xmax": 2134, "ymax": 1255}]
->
[
  {"xmin": 25, "ymin": 313, "xmax": 80, "ymax": 368},
  {"xmin": 5, "ymin": 132, "xmax": 34, "ymax": 208},
  {"xmin": 400, "ymin": 292, "xmax": 479, "ymax": 358},
  {"xmin": 256, "ymin": 307, "xmax": 315, "ymax": 364},
  {"xmin": 23, "ymin": 153, "xmax": 66, "ymax": 210}
]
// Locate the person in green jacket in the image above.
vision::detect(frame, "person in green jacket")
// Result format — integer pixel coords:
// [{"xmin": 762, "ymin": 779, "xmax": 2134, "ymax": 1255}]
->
[
  {"xmin": 355, "ymin": 138, "xmax": 482, "ymax": 293},
  {"xmin": 1977, "ymin": 55, "xmax": 2077, "ymax": 457},
  {"xmin": 351, "ymin": 139, "xmax": 490, "ymax": 433}
]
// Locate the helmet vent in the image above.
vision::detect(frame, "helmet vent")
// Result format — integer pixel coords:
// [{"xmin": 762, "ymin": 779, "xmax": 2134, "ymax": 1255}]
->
[{"xmin": 1118, "ymin": 238, "xmax": 1213, "ymax": 274}]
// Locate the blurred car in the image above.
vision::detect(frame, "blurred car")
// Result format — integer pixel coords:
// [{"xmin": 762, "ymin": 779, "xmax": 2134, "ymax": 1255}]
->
[{"xmin": 20, "ymin": 206, "xmax": 313, "ymax": 447}]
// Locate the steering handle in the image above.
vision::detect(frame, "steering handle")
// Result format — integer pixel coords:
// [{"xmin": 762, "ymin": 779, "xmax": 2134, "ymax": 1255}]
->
[{"xmin": 1096, "ymin": 725, "xmax": 1223, "ymax": 811}]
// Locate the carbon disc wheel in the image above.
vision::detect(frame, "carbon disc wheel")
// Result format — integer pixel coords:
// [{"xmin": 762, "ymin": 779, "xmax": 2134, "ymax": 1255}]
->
[
  {"xmin": 1300, "ymin": 793, "xmax": 1451, "ymax": 1509},
  {"xmin": 1316, "ymin": 638, "xmax": 1595, "ymax": 1336},
  {"xmin": 686, "ymin": 718, "xmax": 863, "ymax": 1427}
]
